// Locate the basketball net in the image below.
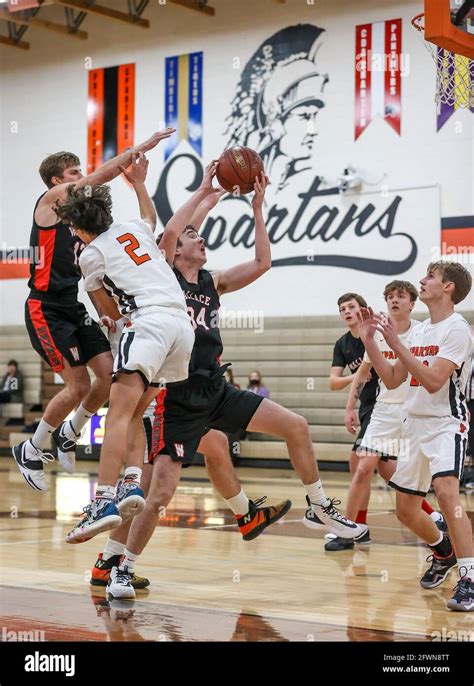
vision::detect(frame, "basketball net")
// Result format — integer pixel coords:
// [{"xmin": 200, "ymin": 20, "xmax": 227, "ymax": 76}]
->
[{"xmin": 412, "ymin": 13, "xmax": 474, "ymax": 111}]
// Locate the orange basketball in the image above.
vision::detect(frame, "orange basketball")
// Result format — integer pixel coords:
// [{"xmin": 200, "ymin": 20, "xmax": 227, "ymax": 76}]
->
[{"xmin": 216, "ymin": 146, "xmax": 264, "ymax": 195}]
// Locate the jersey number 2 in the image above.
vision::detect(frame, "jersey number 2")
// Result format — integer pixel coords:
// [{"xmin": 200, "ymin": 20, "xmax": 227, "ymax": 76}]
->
[{"xmin": 117, "ymin": 233, "xmax": 151, "ymax": 266}]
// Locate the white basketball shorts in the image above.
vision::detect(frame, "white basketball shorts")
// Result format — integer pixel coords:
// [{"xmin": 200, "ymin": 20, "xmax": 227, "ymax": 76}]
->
[
  {"xmin": 388, "ymin": 415, "xmax": 469, "ymax": 496},
  {"xmin": 113, "ymin": 306, "xmax": 194, "ymax": 387}
]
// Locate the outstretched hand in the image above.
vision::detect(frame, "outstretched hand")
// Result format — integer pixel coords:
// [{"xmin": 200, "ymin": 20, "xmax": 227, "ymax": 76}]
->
[
  {"xmin": 252, "ymin": 172, "xmax": 270, "ymax": 210},
  {"xmin": 375, "ymin": 313, "xmax": 400, "ymax": 349},
  {"xmin": 199, "ymin": 160, "xmax": 223, "ymax": 196},
  {"xmin": 140, "ymin": 127, "xmax": 175, "ymax": 153},
  {"xmin": 119, "ymin": 152, "xmax": 149, "ymax": 186},
  {"xmin": 357, "ymin": 307, "xmax": 378, "ymax": 343}
]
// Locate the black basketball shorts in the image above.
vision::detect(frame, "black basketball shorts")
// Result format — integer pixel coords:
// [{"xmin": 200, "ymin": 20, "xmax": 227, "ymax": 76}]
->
[
  {"xmin": 147, "ymin": 374, "xmax": 264, "ymax": 465},
  {"xmin": 25, "ymin": 297, "xmax": 110, "ymax": 372}
]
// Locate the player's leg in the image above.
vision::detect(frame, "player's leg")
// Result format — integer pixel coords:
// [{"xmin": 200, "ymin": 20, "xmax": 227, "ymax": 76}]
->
[
  {"xmin": 65, "ymin": 372, "xmax": 147, "ymax": 544},
  {"xmin": 433, "ymin": 475, "xmax": 474, "ymax": 611},
  {"xmin": 112, "ymin": 386, "xmax": 159, "ymax": 520},
  {"xmin": 11, "ymin": 358, "xmax": 92, "ymax": 491},
  {"xmin": 52, "ymin": 350, "xmax": 113, "ymax": 474},
  {"xmin": 246, "ymin": 398, "xmax": 367, "ymax": 538},
  {"xmin": 391, "ymin": 418, "xmax": 457, "ymax": 591},
  {"xmin": 91, "ymin": 462, "xmax": 154, "ymax": 591},
  {"xmin": 107, "ymin": 454, "xmax": 182, "ymax": 599},
  {"xmin": 202, "ymin": 429, "xmax": 291, "ymax": 541}
]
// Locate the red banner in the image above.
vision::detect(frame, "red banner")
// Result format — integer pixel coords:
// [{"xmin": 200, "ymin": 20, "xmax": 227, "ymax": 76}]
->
[
  {"xmin": 355, "ymin": 24, "xmax": 372, "ymax": 141},
  {"xmin": 384, "ymin": 18, "xmax": 402, "ymax": 135},
  {"xmin": 355, "ymin": 18, "xmax": 402, "ymax": 140}
]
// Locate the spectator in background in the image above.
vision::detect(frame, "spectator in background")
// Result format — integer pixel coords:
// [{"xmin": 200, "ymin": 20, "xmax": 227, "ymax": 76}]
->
[
  {"xmin": 0, "ymin": 360, "xmax": 24, "ymax": 404},
  {"xmin": 224, "ymin": 368, "xmax": 240, "ymax": 389},
  {"xmin": 247, "ymin": 370, "xmax": 270, "ymax": 398}
]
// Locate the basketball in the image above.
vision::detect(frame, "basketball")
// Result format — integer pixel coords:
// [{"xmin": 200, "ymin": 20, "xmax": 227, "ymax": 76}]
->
[{"xmin": 216, "ymin": 146, "xmax": 264, "ymax": 194}]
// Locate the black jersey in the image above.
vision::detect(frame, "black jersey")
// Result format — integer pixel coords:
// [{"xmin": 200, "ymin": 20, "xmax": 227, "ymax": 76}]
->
[
  {"xmin": 28, "ymin": 193, "xmax": 84, "ymax": 302},
  {"xmin": 174, "ymin": 267, "xmax": 223, "ymax": 375},
  {"xmin": 332, "ymin": 331, "xmax": 379, "ymax": 407}
]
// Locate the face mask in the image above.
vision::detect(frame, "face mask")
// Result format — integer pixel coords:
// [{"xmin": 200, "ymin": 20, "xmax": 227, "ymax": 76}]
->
[{"xmin": 249, "ymin": 378, "xmax": 260, "ymax": 385}]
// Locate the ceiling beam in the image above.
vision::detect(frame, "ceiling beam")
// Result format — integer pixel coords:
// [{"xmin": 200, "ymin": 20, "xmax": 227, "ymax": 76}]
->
[
  {"xmin": 0, "ymin": 9, "xmax": 88, "ymax": 39},
  {"xmin": 169, "ymin": 0, "xmax": 215, "ymax": 16},
  {"xmin": 0, "ymin": 33, "xmax": 30, "ymax": 49},
  {"xmin": 51, "ymin": 0, "xmax": 149, "ymax": 27}
]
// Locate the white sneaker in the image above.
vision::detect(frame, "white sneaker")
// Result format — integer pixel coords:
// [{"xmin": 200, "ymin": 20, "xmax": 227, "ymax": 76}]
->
[
  {"xmin": 11, "ymin": 440, "xmax": 54, "ymax": 491},
  {"xmin": 107, "ymin": 566, "xmax": 136, "ymax": 600},
  {"xmin": 52, "ymin": 421, "xmax": 81, "ymax": 475},
  {"xmin": 302, "ymin": 495, "xmax": 327, "ymax": 530},
  {"xmin": 312, "ymin": 497, "xmax": 368, "ymax": 539}
]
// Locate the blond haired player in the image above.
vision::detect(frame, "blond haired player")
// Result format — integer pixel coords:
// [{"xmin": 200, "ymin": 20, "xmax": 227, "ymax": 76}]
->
[
  {"xmin": 359, "ymin": 262, "xmax": 473, "ymax": 612},
  {"xmin": 334, "ymin": 281, "xmax": 445, "ymax": 550}
]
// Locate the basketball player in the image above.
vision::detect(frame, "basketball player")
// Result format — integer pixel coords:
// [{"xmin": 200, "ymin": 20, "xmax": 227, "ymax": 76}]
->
[
  {"xmin": 332, "ymin": 281, "xmax": 445, "ymax": 550},
  {"xmin": 55, "ymin": 152, "xmax": 215, "ymax": 541},
  {"xmin": 12, "ymin": 130, "xmax": 174, "ymax": 491},
  {"xmin": 359, "ymin": 262, "xmax": 473, "ymax": 612},
  {"xmin": 90, "ymin": 186, "xmax": 291, "ymax": 591},
  {"xmin": 101, "ymin": 172, "xmax": 367, "ymax": 598},
  {"xmin": 305, "ymin": 294, "xmax": 377, "ymax": 546}
]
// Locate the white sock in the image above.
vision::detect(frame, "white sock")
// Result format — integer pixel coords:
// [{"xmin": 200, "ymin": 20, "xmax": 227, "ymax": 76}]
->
[
  {"xmin": 96, "ymin": 484, "xmax": 116, "ymax": 501},
  {"xmin": 225, "ymin": 489, "xmax": 250, "ymax": 516},
  {"xmin": 69, "ymin": 404, "xmax": 94, "ymax": 435},
  {"xmin": 102, "ymin": 539, "xmax": 125, "ymax": 561},
  {"xmin": 124, "ymin": 466, "xmax": 142, "ymax": 484},
  {"xmin": 457, "ymin": 558, "xmax": 474, "ymax": 581},
  {"xmin": 31, "ymin": 419, "xmax": 56, "ymax": 451},
  {"xmin": 430, "ymin": 511, "xmax": 443, "ymax": 522},
  {"xmin": 120, "ymin": 548, "xmax": 139, "ymax": 573},
  {"xmin": 305, "ymin": 480, "xmax": 330, "ymax": 508}
]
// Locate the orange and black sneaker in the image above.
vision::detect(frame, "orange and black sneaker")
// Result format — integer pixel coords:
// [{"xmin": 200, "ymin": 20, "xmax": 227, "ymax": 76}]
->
[
  {"xmin": 236, "ymin": 497, "xmax": 292, "ymax": 541},
  {"xmin": 90, "ymin": 553, "xmax": 150, "ymax": 589}
]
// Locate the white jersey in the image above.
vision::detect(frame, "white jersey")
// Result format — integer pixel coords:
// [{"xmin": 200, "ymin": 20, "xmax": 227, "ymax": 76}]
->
[
  {"xmin": 404, "ymin": 312, "xmax": 472, "ymax": 419},
  {"xmin": 80, "ymin": 219, "xmax": 186, "ymax": 316},
  {"xmin": 364, "ymin": 320, "xmax": 419, "ymax": 404}
]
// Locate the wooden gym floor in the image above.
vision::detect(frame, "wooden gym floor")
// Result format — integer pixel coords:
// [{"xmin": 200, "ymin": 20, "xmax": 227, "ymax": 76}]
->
[{"xmin": 0, "ymin": 457, "xmax": 473, "ymax": 642}]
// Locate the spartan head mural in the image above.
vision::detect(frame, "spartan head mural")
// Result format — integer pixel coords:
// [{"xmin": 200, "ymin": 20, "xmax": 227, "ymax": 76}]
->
[{"xmin": 225, "ymin": 24, "xmax": 329, "ymax": 188}]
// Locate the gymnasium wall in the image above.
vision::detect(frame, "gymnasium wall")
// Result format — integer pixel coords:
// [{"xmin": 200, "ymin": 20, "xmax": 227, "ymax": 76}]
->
[{"xmin": 0, "ymin": 0, "xmax": 473, "ymax": 325}]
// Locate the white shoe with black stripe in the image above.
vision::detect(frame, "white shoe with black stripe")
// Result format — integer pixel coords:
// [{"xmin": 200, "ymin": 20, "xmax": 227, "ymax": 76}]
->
[
  {"xmin": 11, "ymin": 440, "xmax": 54, "ymax": 491},
  {"xmin": 52, "ymin": 421, "xmax": 80, "ymax": 474},
  {"xmin": 311, "ymin": 497, "xmax": 369, "ymax": 539}
]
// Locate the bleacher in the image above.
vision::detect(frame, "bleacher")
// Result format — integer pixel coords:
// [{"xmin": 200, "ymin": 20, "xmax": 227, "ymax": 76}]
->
[
  {"xmin": 0, "ymin": 325, "xmax": 43, "ymax": 449},
  {"xmin": 1, "ymin": 311, "xmax": 472, "ymax": 466}
]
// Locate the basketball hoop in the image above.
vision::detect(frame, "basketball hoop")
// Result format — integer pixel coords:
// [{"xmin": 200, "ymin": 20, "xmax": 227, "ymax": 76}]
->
[{"xmin": 411, "ymin": 11, "xmax": 474, "ymax": 110}]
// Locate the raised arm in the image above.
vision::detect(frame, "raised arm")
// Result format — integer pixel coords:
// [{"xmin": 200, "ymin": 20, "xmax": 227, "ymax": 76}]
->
[
  {"xmin": 159, "ymin": 160, "xmax": 220, "ymax": 265},
  {"xmin": 213, "ymin": 173, "xmax": 271, "ymax": 295},
  {"xmin": 39, "ymin": 128, "xmax": 174, "ymax": 213},
  {"xmin": 188, "ymin": 188, "xmax": 227, "ymax": 232},
  {"xmin": 119, "ymin": 153, "xmax": 156, "ymax": 230}
]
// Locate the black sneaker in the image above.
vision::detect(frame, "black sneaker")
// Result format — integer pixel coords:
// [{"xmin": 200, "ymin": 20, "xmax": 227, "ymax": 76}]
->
[
  {"xmin": 236, "ymin": 496, "xmax": 292, "ymax": 541},
  {"xmin": 302, "ymin": 495, "xmax": 326, "ymax": 530},
  {"xmin": 420, "ymin": 552, "xmax": 457, "ymax": 589},
  {"xmin": 447, "ymin": 576, "xmax": 474, "ymax": 612},
  {"xmin": 325, "ymin": 529, "xmax": 371, "ymax": 551}
]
